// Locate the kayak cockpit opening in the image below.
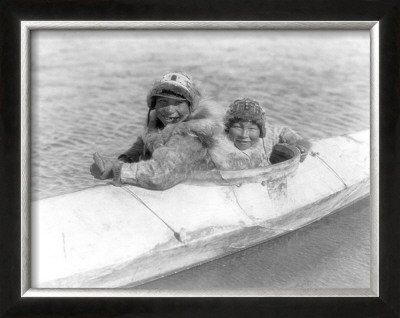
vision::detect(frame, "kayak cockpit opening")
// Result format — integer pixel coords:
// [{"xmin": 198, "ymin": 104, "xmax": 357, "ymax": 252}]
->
[
  {"xmin": 186, "ymin": 144, "xmax": 301, "ymax": 186},
  {"xmin": 269, "ymin": 144, "xmax": 299, "ymax": 165}
]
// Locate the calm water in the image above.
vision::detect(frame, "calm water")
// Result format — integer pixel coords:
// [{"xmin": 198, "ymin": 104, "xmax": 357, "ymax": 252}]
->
[{"xmin": 31, "ymin": 30, "xmax": 371, "ymax": 289}]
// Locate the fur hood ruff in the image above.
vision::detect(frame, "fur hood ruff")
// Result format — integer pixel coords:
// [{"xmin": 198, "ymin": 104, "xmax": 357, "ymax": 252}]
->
[{"xmin": 143, "ymin": 100, "xmax": 225, "ymax": 150}]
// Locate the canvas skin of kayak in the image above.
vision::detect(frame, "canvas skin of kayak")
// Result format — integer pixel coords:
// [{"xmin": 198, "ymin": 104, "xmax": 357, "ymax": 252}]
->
[{"xmin": 31, "ymin": 130, "xmax": 370, "ymax": 288}]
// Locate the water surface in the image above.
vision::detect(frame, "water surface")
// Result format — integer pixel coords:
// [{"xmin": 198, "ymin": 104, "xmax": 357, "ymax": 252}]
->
[{"xmin": 31, "ymin": 30, "xmax": 371, "ymax": 289}]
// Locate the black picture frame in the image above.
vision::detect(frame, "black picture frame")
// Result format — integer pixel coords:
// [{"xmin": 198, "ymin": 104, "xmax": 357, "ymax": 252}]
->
[{"xmin": 1, "ymin": 0, "xmax": 399, "ymax": 317}]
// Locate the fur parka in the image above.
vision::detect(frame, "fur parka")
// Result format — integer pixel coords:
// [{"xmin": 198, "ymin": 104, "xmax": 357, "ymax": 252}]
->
[{"xmin": 117, "ymin": 101, "xmax": 224, "ymax": 190}]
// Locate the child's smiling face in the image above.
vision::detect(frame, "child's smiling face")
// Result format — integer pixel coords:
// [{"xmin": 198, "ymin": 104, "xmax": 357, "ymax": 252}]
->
[
  {"xmin": 228, "ymin": 120, "xmax": 261, "ymax": 150},
  {"xmin": 155, "ymin": 96, "xmax": 190, "ymax": 125}
]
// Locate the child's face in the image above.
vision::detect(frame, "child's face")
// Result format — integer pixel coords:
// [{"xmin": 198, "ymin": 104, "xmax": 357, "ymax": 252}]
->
[
  {"xmin": 228, "ymin": 120, "xmax": 260, "ymax": 150},
  {"xmin": 155, "ymin": 97, "xmax": 190, "ymax": 126}
]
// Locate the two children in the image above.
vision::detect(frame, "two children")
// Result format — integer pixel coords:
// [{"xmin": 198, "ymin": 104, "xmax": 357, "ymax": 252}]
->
[{"xmin": 91, "ymin": 72, "xmax": 311, "ymax": 190}]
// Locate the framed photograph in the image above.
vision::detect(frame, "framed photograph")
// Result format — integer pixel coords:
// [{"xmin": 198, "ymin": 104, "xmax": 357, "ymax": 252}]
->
[{"xmin": 1, "ymin": 1, "xmax": 400, "ymax": 317}]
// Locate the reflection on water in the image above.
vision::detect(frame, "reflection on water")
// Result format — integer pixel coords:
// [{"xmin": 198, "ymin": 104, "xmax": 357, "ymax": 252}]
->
[{"xmin": 31, "ymin": 30, "xmax": 371, "ymax": 289}]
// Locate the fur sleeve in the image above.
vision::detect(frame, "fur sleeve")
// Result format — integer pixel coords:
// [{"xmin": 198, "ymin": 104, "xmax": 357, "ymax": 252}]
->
[
  {"xmin": 121, "ymin": 133, "xmax": 207, "ymax": 190},
  {"xmin": 278, "ymin": 127, "xmax": 312, "ymax": 151}
]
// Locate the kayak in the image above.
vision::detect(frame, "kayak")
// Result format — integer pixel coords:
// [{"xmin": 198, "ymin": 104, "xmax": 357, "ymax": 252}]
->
[{"xmin": 31, "ymin": 130, "xmax": 370, "ymax": 288}]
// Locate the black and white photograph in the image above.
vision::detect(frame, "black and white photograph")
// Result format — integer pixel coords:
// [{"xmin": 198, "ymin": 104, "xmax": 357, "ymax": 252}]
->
[{"xmin": 23, "ymin": 22, "xmax": 376, "ymax": 296}]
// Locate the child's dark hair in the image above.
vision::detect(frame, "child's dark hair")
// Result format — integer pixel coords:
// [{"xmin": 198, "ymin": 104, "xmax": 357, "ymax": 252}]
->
[{"xmin": 159, "ymin": 90, "xmax": 186, "ymax": 100}]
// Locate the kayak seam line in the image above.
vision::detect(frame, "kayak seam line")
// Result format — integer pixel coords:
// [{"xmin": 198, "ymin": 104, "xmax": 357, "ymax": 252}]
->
[
  {"xmin": 311, "ymin": 151, "xmax": 348, "ymax": 189},
  {"xmin": 216, "ymin": 170, "xmax": 254, "ymax": 223},
  {"xmin": 231, "ymin": 187, "xmax": 254, "ymax": 223},
  {"xmin": 120, "ymin": 186, "xmax": 183, "ymax": 243}
]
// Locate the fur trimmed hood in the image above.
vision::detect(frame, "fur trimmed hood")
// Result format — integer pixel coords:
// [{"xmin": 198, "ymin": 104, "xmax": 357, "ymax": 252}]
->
[{"xmin": 143, "ymin": 100, "xmax": 225, "ymax": 151}]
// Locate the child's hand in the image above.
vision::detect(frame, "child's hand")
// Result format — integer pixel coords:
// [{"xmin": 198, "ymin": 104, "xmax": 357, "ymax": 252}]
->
[
  {"xmin": 90, "ymin": 153, "xmax": 115, "ymax": 180},
  {"xmin": 296, "ymin": 145, "xmax": 308, "ymax": 163}
]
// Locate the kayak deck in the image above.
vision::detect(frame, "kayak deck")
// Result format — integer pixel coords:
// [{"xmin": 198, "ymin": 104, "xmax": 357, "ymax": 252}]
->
[{"xmin": 31, "ymin": 130, "xmax": 370, "ymax": 288}]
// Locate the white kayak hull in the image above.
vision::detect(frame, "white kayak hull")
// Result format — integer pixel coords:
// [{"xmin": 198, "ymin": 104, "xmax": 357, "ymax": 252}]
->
[{"xmin": 31, "ymin": 130, "xmax": 370, "ymax": 288}]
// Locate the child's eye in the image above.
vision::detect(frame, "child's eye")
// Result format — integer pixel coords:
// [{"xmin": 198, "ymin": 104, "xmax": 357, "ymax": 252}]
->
[{"xmin": 156, "ymin": 101, "xmax": 167, "ymax": 107}]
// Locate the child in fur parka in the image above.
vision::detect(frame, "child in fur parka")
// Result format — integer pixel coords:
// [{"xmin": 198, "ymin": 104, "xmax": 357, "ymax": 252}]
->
[
  {"xmin": 91, "ymin": 72, "xmax": 225, "ymax": 190},
  {"xmin": 118, "ymin": 72, "xmax": 204, "ymax": 163},
  {"xmin": 209, "ymin": 98, "xmax": 311, "ymax": 170}
]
